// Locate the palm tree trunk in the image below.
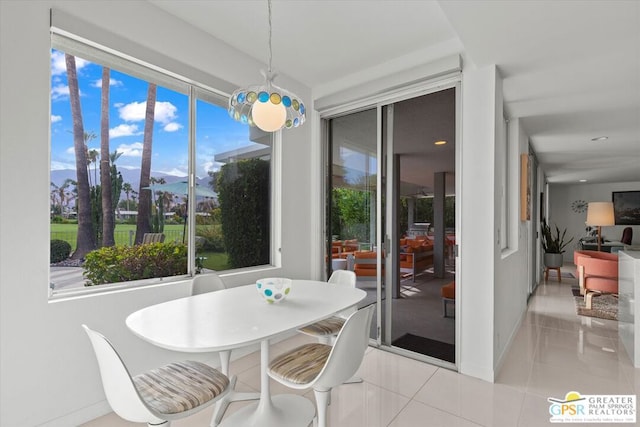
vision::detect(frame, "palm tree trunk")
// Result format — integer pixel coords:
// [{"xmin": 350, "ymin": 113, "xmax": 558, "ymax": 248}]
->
[
  {"xmin": 65, "ymin": 54, "xmax": 96, "ymax": 258},
  {"xmin": 100, "ymin": 67, "xmax": 115, "ymax": 247},
  {"xmin": 134, "ymin": 83, "xmax": 157, "ymax": 244}
]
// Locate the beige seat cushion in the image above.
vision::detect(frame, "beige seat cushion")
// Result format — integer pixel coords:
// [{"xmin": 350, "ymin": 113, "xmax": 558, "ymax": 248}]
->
[
  {"xmin": 269, "ymin": 343, "xmax": 331, "ymax": 385},
  {"xmin": 298, "ymin": 316, "xmax": 345, "ymax": 336},
  {"xmin": 133, "ymin": 360, "xmax": 229, "ymax": 415}
]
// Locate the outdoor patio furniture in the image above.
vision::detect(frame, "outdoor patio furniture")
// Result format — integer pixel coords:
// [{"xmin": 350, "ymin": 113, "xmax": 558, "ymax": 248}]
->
[{"xmin": 141, "ymin": 233, "xmax": 165, "ymax": 244}]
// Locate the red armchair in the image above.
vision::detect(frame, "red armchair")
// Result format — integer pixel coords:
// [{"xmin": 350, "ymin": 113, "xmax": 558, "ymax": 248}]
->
[{"xmin": 573, "ymin": 250, "xmax": 618, "ymax": 309}]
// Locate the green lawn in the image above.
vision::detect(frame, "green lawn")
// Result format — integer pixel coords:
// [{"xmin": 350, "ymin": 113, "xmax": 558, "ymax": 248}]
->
[
  {"xmin": 198, "ymin": 251, "xmax": 231, "ymax": 271},
  {"xmin": 50, "ymin": 223, "xmax": 186, "ymax": 247},
  {"xmin": 51, "ymin": 223, "xmax": 231, "ymax": 270}
]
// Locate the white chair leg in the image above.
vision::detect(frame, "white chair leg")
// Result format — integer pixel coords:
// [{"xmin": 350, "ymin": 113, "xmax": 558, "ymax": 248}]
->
[
  {"xmin": 313, "ymin": 389, "xmax": 331, "ymax": 427},
  {"xmin": 211, "ymin": 351, "xmax": 231, "ymax": 427}
]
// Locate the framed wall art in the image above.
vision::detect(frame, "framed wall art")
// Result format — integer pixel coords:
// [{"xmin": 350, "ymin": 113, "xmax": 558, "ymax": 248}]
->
[{"xmin": 612, "ymin": 191, "xmax": 640, "ymax": 225}]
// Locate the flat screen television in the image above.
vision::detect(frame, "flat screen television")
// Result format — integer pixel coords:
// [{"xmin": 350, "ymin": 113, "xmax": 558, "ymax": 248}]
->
[{"xmin": 612, "ymin": 191, "xmax": 640, "ymax": 225}]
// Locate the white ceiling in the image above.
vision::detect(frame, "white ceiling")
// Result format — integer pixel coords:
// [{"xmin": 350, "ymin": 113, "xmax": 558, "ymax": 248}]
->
[{"xmin": 150, "ymin": 0, "xmax": 640, "ymax": 185}]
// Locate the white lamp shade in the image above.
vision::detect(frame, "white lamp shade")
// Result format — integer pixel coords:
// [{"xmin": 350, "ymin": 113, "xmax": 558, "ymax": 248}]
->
[
  {"xmin": 585, "ymin": 202, "xmax": 615, "ymax": 226},
  {"xmin": 251, "ymin": 100, "xmax": 286, "ymax": 132}
]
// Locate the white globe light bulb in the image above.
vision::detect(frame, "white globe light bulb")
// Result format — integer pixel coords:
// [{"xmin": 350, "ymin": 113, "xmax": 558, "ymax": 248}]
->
[{"xmin": 252, "ymin": 100, "xmax": 286, "ymax": 132}]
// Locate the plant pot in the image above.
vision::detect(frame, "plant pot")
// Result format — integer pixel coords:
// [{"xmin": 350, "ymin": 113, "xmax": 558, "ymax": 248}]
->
[{"xmin": 544, "ymin": 252, "xmax": 563, "ymax": 268}]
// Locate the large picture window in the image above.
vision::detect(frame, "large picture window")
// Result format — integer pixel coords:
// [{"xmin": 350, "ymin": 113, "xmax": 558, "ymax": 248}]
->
[{"xmin": 49, "ymin": 35, "xmax": 272, "ymax": 296}]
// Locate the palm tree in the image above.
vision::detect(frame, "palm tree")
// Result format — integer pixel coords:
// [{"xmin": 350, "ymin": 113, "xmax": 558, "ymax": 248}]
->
[
  {"xmin": 65, "ymin": 53, "xmax": 96, "ymax": 258},
  {"xmin": 100, "ymin": 66, "xmax": 115, "ymax": 247},
  {"xmin": 50, "ymin": 178, "xmax": 74, "ymax": 217},
  {"xmin": 109, "ymin": 150, "xmax": 123, "ymax": 219},
  {"xmin": 134, "ymin": 83, "xmax": 157, "ymax": 244},
  {"xmin": 122, "ymin": 182, "xmax": 133, "ymax": 211},
  {"xmin": 87, "ymin": 148, "xmax": 99, "ymax": 188}
]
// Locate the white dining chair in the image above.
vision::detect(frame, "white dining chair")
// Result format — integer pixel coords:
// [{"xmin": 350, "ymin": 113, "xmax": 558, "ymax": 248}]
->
[
  {"xmin": 191, "ymin": 272, "xmax": 259, "ymax": 426},
  {"xmin": 82, "ymin": 324, "xmax": 230, "ymax": 427},
  {"xmin": 268, "ymin": 305, "xmax": 375, "ymax": 427},
  {"xmin": 298, "ymin": 270, "xmax": 357, "ymax": 344}
]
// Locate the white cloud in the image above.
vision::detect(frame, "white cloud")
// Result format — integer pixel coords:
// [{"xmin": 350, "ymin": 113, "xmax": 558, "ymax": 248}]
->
[
  {"xmin": 117, "ymin": 100, "xmax": 178, "ymax": 124},
  {"xmin": 115, "ymin": 142, "xmax": 144, "ymax": 157},
  {"xmin": 159, "ymin": 168, "xmax": 188, "ymax": 177},
  {"xmin": 201, "ymin": 160, "xmax": 222, "ymax": 175},
  {"xmin": 51, "ymin": 84, "xmax": 70, "ymax": 101},
  {"xmin": 154, "ymin": 102, "xmax": 178, "ymax": 124},
  {"xmin": 91, "ymin": 78, "xmax": 123, "ymax": 88},
  {"xmin": 50, "ymin": 160, "xmax": 76, "ymax": 171},
  {"xmin": 50, "ymin": 50, "xmax": 89, "ymax": 76},
  {"xmin": 51, "ymin": 115, "xmax": 62, "ymax": 123},
  {"xmin": 163, "ymin": 122, "xmax": 183, "ymax": 132},
  {"xmin": 65, "ymin": 146, "xmax": 75, "ymax": 155},
  {"xmin": 109, "ymin": 124, "xmax": 141, "ymax": 138}
]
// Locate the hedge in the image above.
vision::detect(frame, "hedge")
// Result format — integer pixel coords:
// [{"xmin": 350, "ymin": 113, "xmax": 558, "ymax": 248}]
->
[{"xmin": 83, "ymin": 242, "xmax": 187, "ymax": 286}]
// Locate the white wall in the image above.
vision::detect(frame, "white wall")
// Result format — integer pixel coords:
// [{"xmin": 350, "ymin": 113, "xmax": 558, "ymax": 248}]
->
[
  {"xmin": 493, "ymin": 117, "xmax": 531, "ymax": 373},
  {"xmin": 549, "ymin": 181, "xmax": 640, "ymax": 263},
  {"xmin": 459, "ymin": 66, "xmax": 532, "ymax": 382},
  {"xmin": 0, "ymin": 1, "xmax": 312, "ymax": 426},
  {"xmin": 459, "ymin": 64, "xmax": 497, "ymax": 382}
]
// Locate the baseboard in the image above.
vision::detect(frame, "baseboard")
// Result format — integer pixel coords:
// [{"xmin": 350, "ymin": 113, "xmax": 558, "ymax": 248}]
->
[
  {"xmin": 37, "ymin": 400, "xmax": 111, "ymax": 427},
  {"xmin": 493, "ymin": 309, "xmax": 526, "ymax": 380}
]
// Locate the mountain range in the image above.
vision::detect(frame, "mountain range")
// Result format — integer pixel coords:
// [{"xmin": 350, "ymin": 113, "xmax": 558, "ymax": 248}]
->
[{"xmin": 51, "ymin": 168, "xmax": 213, "ymax": 200}]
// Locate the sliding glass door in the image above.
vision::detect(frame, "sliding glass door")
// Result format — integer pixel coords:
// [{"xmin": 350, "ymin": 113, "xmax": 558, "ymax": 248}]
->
[
  {"xmin": 325, "ymin": 85, "xmax": 458, "ymax": 365},
  {"xmin": 326, "ymin": 108, "xmax": 380, "ymax": 340},
  {"xmin": 383, "ymin": 89, "xmax": 457, "ymax": 365}
]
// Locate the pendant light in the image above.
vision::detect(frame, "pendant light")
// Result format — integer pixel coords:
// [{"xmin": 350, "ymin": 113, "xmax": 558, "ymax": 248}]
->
[{"xmin": 228, "ymin": 0, "xmax": 305, "ymax": 132}]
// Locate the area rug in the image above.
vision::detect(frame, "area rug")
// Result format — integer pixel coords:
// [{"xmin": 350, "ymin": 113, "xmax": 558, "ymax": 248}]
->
[
  {"xmin": 561, "ymin": 271, "xmax": 575, "ymax": 279},
  {"xmin": 392, "ymin": 333, "xmax": 455, "ymax": 363},
  {"xmin": 573, "ymin": 293, "xmax": 618, "ymax": 321}
]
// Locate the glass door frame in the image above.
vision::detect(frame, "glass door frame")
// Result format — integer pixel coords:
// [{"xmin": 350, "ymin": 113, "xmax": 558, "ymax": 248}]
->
[{"xmin": 320, "ymin": 77, "xmax": 462, "ymax": 365}]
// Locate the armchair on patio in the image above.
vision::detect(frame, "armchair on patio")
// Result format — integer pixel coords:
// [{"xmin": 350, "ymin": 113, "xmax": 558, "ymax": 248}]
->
[
  {"xmin": 353, "ymin": 250, "xmax": 384, "ymax": 280},
  {"xmin": 574, "ymin": 250, "xmax": 618, "ymax": 309},
  {"xmin": 399, "ymin": 239, "xmax": 434, "ymax": 282}
]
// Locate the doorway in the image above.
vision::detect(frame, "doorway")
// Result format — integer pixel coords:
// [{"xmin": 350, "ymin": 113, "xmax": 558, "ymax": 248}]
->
[{"xmin": 325, "ymin": 86, "xmax": 458, "ymax": 366}]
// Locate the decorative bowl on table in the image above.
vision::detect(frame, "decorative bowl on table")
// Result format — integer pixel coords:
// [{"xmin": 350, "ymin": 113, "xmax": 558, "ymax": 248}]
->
[{"xmin": 256, "ymin": 277, "xmax": 292, "ymax": 304}]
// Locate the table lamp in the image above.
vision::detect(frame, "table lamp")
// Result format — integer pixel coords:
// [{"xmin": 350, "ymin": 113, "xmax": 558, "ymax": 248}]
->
[{"xmin": 585, "ymin": 202, "xmax": 615, "ymax": 251}]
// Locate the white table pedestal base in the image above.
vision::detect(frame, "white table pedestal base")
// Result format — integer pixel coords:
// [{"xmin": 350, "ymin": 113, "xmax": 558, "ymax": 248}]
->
[
  {"xmin": 219, "ymin": 394, "xmax": 315, "ymax": 427},
  {"xmin": 212, "ymin": 375, "xmax": 260, "ymax": 426},
  {"xmin": 219, "ymin": 339, "xmax": 315, "ymax": 427}
]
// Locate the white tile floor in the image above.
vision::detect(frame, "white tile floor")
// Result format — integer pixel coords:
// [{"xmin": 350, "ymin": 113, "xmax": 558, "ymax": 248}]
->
[{"xmin": 82, "ymin": 274, "xmax": 638, "ymax": 427}]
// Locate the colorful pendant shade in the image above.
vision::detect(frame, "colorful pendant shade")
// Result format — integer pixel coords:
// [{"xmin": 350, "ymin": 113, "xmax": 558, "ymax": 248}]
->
[{"xmin": 228, "ymin": 0, "xmax": 305, "ymax": 132}]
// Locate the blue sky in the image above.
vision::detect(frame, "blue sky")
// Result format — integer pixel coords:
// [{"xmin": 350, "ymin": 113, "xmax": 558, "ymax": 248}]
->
[{"xmin": 50, "ymin": 49, "xmax": 255, "ymax": 181}]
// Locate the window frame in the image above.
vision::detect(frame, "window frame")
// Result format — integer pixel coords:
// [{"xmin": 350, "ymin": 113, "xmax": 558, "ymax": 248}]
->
[{"xmin": 49, "ymin": 30, "xmax": 280, "ymax": 299}]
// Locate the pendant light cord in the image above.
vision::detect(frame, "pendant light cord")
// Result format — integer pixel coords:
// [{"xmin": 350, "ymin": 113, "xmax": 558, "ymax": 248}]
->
[{"xmin": 267, "ymin": 0, "xmax": 273, "ymax": 76}]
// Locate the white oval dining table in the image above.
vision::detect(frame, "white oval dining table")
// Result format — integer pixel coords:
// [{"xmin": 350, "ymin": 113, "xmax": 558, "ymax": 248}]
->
[{"xmin": 126, "ymin": 279, "xmax": 367, "ymax": 427}]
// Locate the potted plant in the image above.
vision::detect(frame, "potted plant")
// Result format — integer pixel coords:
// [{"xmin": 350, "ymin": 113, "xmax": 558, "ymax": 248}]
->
[{"xmin": 541, "ymin": 219, "xmax": 574, "ymax": 268}]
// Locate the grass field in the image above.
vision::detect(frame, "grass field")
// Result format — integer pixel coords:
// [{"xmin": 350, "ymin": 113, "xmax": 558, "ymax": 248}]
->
[{"xmin": 51, "ymin": 223, "xmax": 231, "ymax": 271}]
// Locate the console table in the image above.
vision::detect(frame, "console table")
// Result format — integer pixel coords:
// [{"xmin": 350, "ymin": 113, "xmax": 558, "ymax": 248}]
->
[{"xmin": 579, "ymin": 240, "xmax": 625, "ymax": 253}]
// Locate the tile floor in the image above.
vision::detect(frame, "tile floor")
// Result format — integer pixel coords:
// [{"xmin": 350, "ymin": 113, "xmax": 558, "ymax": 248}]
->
[{"xmin": 82, "ymin": 273, "xmax": 638, "ymax": 426}]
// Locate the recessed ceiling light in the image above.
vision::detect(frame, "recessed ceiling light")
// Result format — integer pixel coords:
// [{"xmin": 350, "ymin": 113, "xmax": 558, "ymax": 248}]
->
[
  {"xmin": 591, "ymin": 136, "xmax": 608, "ymax": 141},
  {"xmin": 579, "ymin": 179, "xmax": 587, "ymax": 182},
  {"xmin": 434, "ymin": 140, "xmax": 447, "ymax": 145}
]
